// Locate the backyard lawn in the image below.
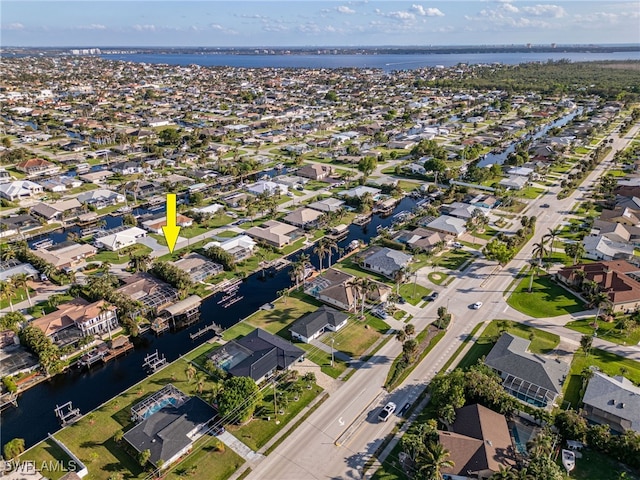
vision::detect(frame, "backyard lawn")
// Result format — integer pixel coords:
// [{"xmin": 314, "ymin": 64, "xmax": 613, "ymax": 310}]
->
[
  {"xmin": 563, "ymin": 347, "xmax": 640, "ymax": 409},
  {"xmin": 507, "ymin": 274, "xmax": 584, "ymax": 318},
  {"xmin": 244, "ymin": 291, "xmax": 322, "ymax": 338},
  {"xmin": 457, "ymin": 319, "xmax": 560, "ymax": 371},
  {"xmin": 439, "ymin": 250, "xmax": 475, "ymax": 271},
  {"xmin": 398, "ymin": 282, "xmax": 430, "ymax": 306},
  {"xmin": 92, "ymin": 244, "xmax": 153, "ymax": 264}
]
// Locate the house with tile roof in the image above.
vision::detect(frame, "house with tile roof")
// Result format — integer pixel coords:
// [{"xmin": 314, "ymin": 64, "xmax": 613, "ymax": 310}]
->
[
  {"xmin": 283, "ymin": 207, "xmax": 324, "ymax": 229},
  {"xmin": 484, "ymin": 333, "xmax": 569, "ymax": 409},
  {"xmin": 582, "ymin": 371, "xmax": 640, "ymax": 434},
  {"xmin": 15, "ymin": 158, "xmax": 60, "ymax": 177},
  {"xmin": 557, "ymin": 260, "xmax": 640, "ymax": 313},
  {"xmin": 246, "ymin": 220, "xmax": 301, "ymax": 248},
  {"xmin": 423, "ymin": 215, "xmax": 467, "ymax": 237},
  {"xmin": 32, "ymin": 298, "xmax": 118, "ymax": 339}
]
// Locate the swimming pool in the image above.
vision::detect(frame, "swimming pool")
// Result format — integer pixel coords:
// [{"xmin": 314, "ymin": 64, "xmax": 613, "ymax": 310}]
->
[{"xmin": 141, "ymin": 397, "xmax": 179, "ymax": 420}]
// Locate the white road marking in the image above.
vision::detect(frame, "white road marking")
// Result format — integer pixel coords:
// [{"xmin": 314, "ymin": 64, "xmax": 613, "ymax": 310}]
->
[{"xmin": 338, "ymin": 417, "xmax": 344, "ymax": 426}]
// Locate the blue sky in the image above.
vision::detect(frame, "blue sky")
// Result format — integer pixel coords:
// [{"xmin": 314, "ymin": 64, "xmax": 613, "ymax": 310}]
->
[{"xmin": 2, "ymin": 1, "xmax": 640, "ymax": 47}]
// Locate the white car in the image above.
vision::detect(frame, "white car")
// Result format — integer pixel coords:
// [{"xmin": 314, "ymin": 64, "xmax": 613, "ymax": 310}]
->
[
  {"xmin": 378, "ymin": 402, "xmax": 397, "ymax": 422},
  {"xmin": 452, "ymin": 242, "xmax": 463, "ymax": 249},
  {"xmin": 471, "ymin": 301, "xmax": 483, "ymax": 310}
]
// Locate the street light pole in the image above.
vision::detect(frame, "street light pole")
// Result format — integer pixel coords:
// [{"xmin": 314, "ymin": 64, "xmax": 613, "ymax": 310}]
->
[{"xmin": 331, "ymin": 338, "xmax": 335, "ymax": 367}]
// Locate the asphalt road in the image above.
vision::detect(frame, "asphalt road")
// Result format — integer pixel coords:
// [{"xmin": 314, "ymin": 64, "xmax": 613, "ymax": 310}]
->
[{"xmin": 245, "ymin": 122, "xmax": 640, "ymax": 480}]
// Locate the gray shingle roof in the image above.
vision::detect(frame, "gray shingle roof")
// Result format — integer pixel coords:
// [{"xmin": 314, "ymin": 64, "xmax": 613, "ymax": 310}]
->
[
  {"xmin": 289, "ymin": 305, "xmax": 348, "ymax": 338},
  {"xmin": 582, "ymin": 371, "xmax": 640, "ymax": 433},
  {"xmin": 484, "ymin": 333, "xmax": 569, "ymax": 394},
  {"xmin": 362, "ymin": 246, "xmax": 412, "ymax": 276}
]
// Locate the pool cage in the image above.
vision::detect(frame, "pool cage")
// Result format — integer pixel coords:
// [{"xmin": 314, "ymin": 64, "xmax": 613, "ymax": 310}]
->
[
  {"xmin": 502, "ymin": 374, "xmax": 556, "ymax": 408},
  {"xmin": 130, "ymin": 384, "xmax": 189, "ymax": 423},
  {"xmin": 139, "ymin": 285, "xmax": 180, "ymax": 315}
]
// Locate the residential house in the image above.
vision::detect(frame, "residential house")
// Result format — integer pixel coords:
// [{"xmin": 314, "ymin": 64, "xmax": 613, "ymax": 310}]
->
[
  {"xmin": 441, "ymin": 202, "xmax": 490, "ymax": 221},
  {"xmin": 393, "ymin": 227, "xmax": 450, "ymax": 252},
  {"xmin": 31, "ymin": 199, "xmax": 83, "ymax": 223},
  {"xmin": 423, "ymin": 215, "xmax": 467, "ymax": 237},
  {"xmin": 557, "ymin": 260, "xmax": 640, "ymax": 313},
  {"xmin": 0, "ymin": 215, "xmax": 40, "ymax": 238},
  {"xmin": 209, "ymin": 328, "xmax": 304, "ymax": 383},
  {"xmin": 0, "ymin": 180, "xmax": 43, "ymax": 201},
  {"xmin": 203, "ymin": 235, "xmax": 256, "ymax": 262},
  {"xmin": 95, "ymin": 226, "xmax": 147, "ymax": 251},
  {"xmin": 499, "ymin": 176, "xmax": 528, "ymax": 190},
  {"xmin": 125, "ymin": 180, "xmax": 158, "ymax": 200},
  {"xmin": 283, "ymin": 207, "xmax": 324, "ymax": 229},
  {"xmin": 15, "ymin": 158, "xmax": 60, "ymax": 177},
  {"xmin": 600, "ymin": 206, "xmax": 640, "ymax": 226},
  {"xmin": 297, "ymin": 164, "xmax": 333, "ymax": 180},
  {"xmin": 582, "ymin": 371, "xmax": 640, "ymax": 434},
  {"xmin": 76, "ymin": 189, "xmax": 125, "ymax": 207},
  {"xmin": 141, "ymin": 214, "xmax": 193, "ymax": 234},
  {"xmin": 112, "ymin": 161, "xmax": 148, "ymax": 176},
  {"xmin": 305, "ymin": 268, "xmax": 358, "ymax": 312},
  {"xmin": 339, "ymin": 185, "xmax": 381, "ymax": 199},
  {"xmin": 246, "ymin": 220, "xmax": 300, "ymax": 248},
  {"xmin": 289, "ymin": 306, "xmax": 349, "ymax": 344},
  {"xmin": 360, "ymin": 246, "xmax": 413, "ymax": 279},
  {"xmin": 192, "ymin": 203, "xmax": 225, "ymax": 217},
  {"xmin": 171, "ymin": 253, "xmax": 223, "ymax": 282},
  {"xmin": 32, "ymin": 241, "xmax": 97, "ymax": 270},
  {"xmin": 437, "ymin": 404, "xmax": 516, "ymax": 480},
  {"xmin": 116, "ymin": 273, "xmax": 179, "ymax": 315},
  {"xmin": 246, "ymin": 180, "xmax": 288, "ymax": 196},
  {"xmin": 0, "ymin": 259, "xmax": 39, "ymax": 282},
  {"xmin": 484, "ymin": 333, "xmax": 569, "ymax": 408},
  {"xmin": 124, "ymin": 389, "xmax": 215, "ymax": 469},
  {"xmin": 223, "ymin": 192, "xmax": 248, "ymax": 208},
  {"xmin": 308, "ymin": 197, "xmax": 345, "ymax": 213},
  {"xmin": 582, "ymin": 234, "xmax": 634, "ymax": 261},
  {"xmin": 32, "ymin": 298, "xmax": 118, "ymax": 340},
  {"xmin": 0, "ymin": 169, "xmax": 12, "ymax": 184}
]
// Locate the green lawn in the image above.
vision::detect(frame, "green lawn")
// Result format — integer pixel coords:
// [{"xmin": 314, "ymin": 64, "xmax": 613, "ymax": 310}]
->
[
  {"xmin": 334, "ymin": 257, "xmax": 390, "ymax": 283},
  {"xmin": 507, "ymin": 274, "xmax": 584, "ymax": 317},
  {"xmin": 564, "ymin": 347, "xmax": 640, "ymax": 410},
  {"xmin": 569, "ymin": 449, "xmax": 640, "ymax": 480},
  {"xmin": 516, "ymin": 186, "xmax": 546, "ymax": 199},
  {"xmin": 245, "ymin": 292, "xmax": 322, "ymax": 338},
  {"xmin": 222, "ymin": 321, "xmax": 256, "ymax": 341},
  {"xmin": 228, "ymin": 379, "xmax": 323, "ymax": 451},
  {"xmin": 606, "ymin": 169, "xmax": 627, "ymax": 178},
  {"xmin": 322, "ymin": 314, "xmax": 390, "ymax": 359},
  {"xmin": 216, "ymin": 230, "xmax": 239, "ymax": 238},
  {"xmin": 427, "ymin": 272, "xmax": 449, "ymax": 285},
  {"xmin": 28, "ymin": 294, "xmax": 73, "ymax": 318},
  {"xmin": 297, "ymin": 343, "xmax": 348, "ymax": 378},
  {"xmin": 457, "ymin": 319, "xmax": 560, "ymax": 371},
  {"xmin": 20, "ymin": 439, "xmax": 75, "ymax": 480},
  {"xmin": 439, "ymin": 250, "xmax": 474, "ymax": 271},
  {"xmin": 0, "ymin": 286, "xmax": 35, "ymax": 310},
  {"xmin": 398, "ymin": 282, "xmax": 430, "ymax": 306},
  {"xmin": 565, "ymin": 318, "xmax": 640, "ymax": 346},
  {"xmin": 164, "ymin": 436, "xmax": 244, "ymax": 480},
  {"xmin": 92, "ymin": 244, "xmax": 153, "ymax": 264}
]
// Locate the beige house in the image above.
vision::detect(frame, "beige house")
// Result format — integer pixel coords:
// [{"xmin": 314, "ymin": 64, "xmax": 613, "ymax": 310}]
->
[{"xmin": 246, "ymin": 220, "xmax": 300, "ymax": 248}]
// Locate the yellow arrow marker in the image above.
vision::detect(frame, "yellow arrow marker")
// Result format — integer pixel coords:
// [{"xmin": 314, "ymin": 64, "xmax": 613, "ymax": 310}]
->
[{"xmin": 162, "ymin": 193, "xmax": 181, "ymax": 253}]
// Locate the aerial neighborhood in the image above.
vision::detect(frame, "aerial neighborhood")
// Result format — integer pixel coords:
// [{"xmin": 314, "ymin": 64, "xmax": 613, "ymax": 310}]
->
[{"xmin": 0, "ymin": 54, "xmax": 639, "ymax": 480}]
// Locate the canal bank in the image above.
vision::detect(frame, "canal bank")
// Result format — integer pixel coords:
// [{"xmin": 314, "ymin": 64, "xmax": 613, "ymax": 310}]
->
[{"xmin": 1, "ymin": 197, "xmax": 419, "ymax": 448}]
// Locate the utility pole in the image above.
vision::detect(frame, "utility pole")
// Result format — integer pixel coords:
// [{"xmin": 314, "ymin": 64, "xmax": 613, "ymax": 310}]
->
[{"xmin": 331, "ymin": 338, "xmax": 335, "ymax": 367}]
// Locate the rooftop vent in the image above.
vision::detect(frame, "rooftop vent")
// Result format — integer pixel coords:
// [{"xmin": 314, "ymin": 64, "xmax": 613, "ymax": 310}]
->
[{"xmin": 609, "ymin": 399, "xmax": 616, "ymax": 405}]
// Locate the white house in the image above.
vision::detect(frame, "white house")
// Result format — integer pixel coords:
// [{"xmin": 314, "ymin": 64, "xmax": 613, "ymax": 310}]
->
[
  {"xmin": 247, "ymin": 180, "xmax": 288, "ymax": 196},
  {"xmin": 204, "ymin": 234, "xmax": 257, "ymax": 261},
  {"xmin": 0, "ymin": 181, "xmax": 43, "ymax": 201},
  {"xmin": 95, "ymin": 227, "xmax": 147, "ymax": 251}
]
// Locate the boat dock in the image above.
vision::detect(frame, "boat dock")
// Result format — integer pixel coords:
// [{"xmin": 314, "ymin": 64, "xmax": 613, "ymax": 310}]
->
[
  {"xmin": 102, "ymin": 337, "xmax": 134, "ymax": 362},
  {"xmin": 189, "ymin": 322, "xmax": 221, "ymax": 340},
  {"xmin": 77, "ymin": 345, "xmax": 109, "ymax": 369},
  {"xmin": 353, "ymin": 214, "xmax": 372, "ymax": 225}
]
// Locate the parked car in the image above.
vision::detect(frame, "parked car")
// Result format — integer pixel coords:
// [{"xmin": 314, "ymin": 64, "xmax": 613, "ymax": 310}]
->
[
  {"xmin": 452, "ymin": 241, "xmax": 463, "ymax": 248},
  {"xmin": 471, "ymin": 301, "xmax": 483, "ymax": 310},
  {"xmin": 378, "ymin": 402, "xmax": 397, "ymax": 422},
  {"xmin": 540, "ymin": 203, "xmax": 550, "ymax": 208},
  {"xmin": 426, "ymin": 291, "xmax": 439, "ymax": 301}
]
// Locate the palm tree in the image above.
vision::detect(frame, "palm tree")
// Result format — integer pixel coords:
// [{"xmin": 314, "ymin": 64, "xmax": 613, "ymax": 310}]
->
[
  {"xmin": 314, "ymin": 239, "xmax": 328, "ymax": 272},
  {"xmin": 324, "ymin": 238, "xmax": 338, "ymax": 268},
  {"xmin": 277, "ymin": 288, "xmax": 289, "ymax": 305},
  {"xmin": 0, "ymin": 280, "xmax": 16, "ymax": 312},
  {"xmin": 1, "ymin": 244, "xmax": 16, "ymax": 261},
  {"xmin": 531, "ymin": 241, "xmax": 548, "ymax": 270},
  {"xmin": 395, "ymin": 328, "xmax": 407, "ymax": 343},
  {"xmin": 543, "ymin": 226, "xmax": 562, "ymax": 261},
  {"xmin": 526, "ymin": 432, "xmax": 553, "ymax": 457},
  {"xmin": 592, "ymin": 291, "xmax": 612, "ymax": 320},
  {"xmin": 99, "ymin": 301, "xmax": 114, "ymax": 340},
  {"xmin": 100, "ymin": 261, "xmax": 112, "ymax": 273},
  {"xmin": 10, "ymin": 273, "xmax": 32, "ymax": 306},
  {"xmin": 289, "ymin": 258, "xmax": 306, "ymax": 290},
  {"xmin": 416, "ymin": 442, "xmax": 455, "ymax": 480},
  {"xmin": 355, "ymin": 277, "xmax": 375, "ymax": 317}
]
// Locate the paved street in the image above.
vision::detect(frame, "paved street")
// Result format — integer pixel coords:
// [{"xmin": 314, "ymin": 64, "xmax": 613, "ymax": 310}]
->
[{"xmin": 244, "ymin": 123, "xmax": 640, "ymax": 480}]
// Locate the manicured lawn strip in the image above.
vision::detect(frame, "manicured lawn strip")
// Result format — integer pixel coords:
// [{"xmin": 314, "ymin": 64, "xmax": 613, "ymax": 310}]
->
[
  {"xmin": 297, "ymin": 343, "xmax": 347, "ymax": 378},
  {"xmin": 398, "ymin": 282, "xmax": 430, "ymax": 306},
  {"xmin": 439, "ymin": 250, "xmax": 474, "ymax": 270},
  {"xmin": 569, "ymin": 449, "xmax": 640, "ymax": 480},
  {"xmin": 0, "ymin": 286, "xmax": 35, "ymax": 310},
  {"xmin": 334, "ymin": 257, "xmax": 391, "ymax": 283},
  {"xmin": 188, "ymin": 342, "xmax": 221, "ymax": 369},
  {"xmin": 216, "ymin": 230, "xmax": 238, "ymax": 238},
  {"xmin": 503, "ymin": 265, "xmax": 527, "ymax": 295},
  {"xmin": 507, "ymin": 274, "xmax": 584, "ymax": 318},
  {"xmin": 564, "ymin": 348, "xmax": 640, "ymax": 409},
  {"xmin": 222, "ymin": 321, "xmax": 255, "ymax": 341},
  {"xmin": 565, "ymin": 318, "xmax": 640, "ymax": 346},
  {"xmin": 516, "ymin": 186, "xmax": 546, "ymax": 199},
  {"xmin": 322, "ymin": 314, "xmax": 390, "ymax": 358},
  {"xmin": 21, "ymin": 439, "xmax": 75, "ymax": 480},
  {"xmin": 93, "ymin": 244, "xmax": 153, "ymax": 264},
  {"xmin": 228, "ymin": 380, "xmax": 323, "ymax": 451},
  {"xmin": 457, "ymin": 320, "xmax": 560, "ymax": 371},
  {"xmin": 164, "ymin": 436, "xmax": 244, "ymax": 480},
  {"xmin": 427, "ymin": 272, "xmax": 448, "ymax": 285}
]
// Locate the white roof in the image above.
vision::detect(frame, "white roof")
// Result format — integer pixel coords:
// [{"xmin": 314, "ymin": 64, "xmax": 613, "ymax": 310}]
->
[{"xmin": 194, "ymin": 203, "xmax": 224, "ymax": 214}]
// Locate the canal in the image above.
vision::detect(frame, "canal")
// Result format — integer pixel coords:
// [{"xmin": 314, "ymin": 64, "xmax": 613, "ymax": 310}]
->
[{"xmin": 2, "ymin": 197, "xmax": 418, "ymax": 448}]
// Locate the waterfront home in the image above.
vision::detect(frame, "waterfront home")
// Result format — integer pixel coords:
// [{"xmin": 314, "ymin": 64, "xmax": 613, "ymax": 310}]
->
[
  {"xmin": 116, "ymin": 273, "xmax": 179, "ymax": 316},
  {"xmin": 32, "ymin": 298, "xmax": 118, "ymax": 341},
  {"xmin": 209, "ymin": 328, "xmax": 304, "ymax": 383},
  {"xmin": 305, "ymin": 268, "xmax": 358, "ymax": 312},
  {"xmin": 484, "ymin": 333, "xmax": 569, "ymax": 409},
  {"xmin": 95, "ymin": 226, "xmax": 147, "ymax": 251},
  {"xmin": 15, "ymin": 158, "xmax": 60, "ymax": 177},
  {"xmin": 76, "ymin": 189, "xmax": 125, "ymax": 207},
  {"xmin": 203, "ymin": 234, "xmax": 256, "ymax": 261},
  {"xmin": 246, "ymin": 220, "xmax": 300, "ymax": 248},
  {"xmin": 441, "ymin": 202, "xmax": 490, "ymax": 221},
  {"xmin": 0, "ymin": 180, "xmax": 43, "ymax": 202},
  {"xmin": 124, "ymin": 386, "xmax": 215, "ymax": 469},
  {"xmin": 308, "ymin": 197, "xmax": 345, "ymax": 213},
  {"xmin": 438, "ymin": 404, "xmax": 516, "ymax": 479},
  {"xmin": 192, "ymin": 203, "xmax": 225, "ymax": 217},
  {"xmin": 171, "ymin": 253, "xmax": 223, "ymax": 282},
  {"xmin": 297, "ymin": 163, "xmax": 333, "ymax": 180},
  {"xmin": 125, "ymin": 180, "xmax": 158, "ymax": 200},
  {"xmin": 393, "ymin": 228, "xmax": 450, "ymax": 252},
  {"xmin": 289, "ymin": 305, "xmax": 349, "ymax": 343},
  {"xmin": 283, "ymin": 207, "xmax": 324, "ymax": 229},
  {"xmin": 223, "ymin": 192, "xmax": 249, "ymax": 208},
  {"xmin": 423, "ymin": 215, "xmax": 467, "ymax": 237},
  {"xmin": 247, "ymin": 180, "xmax": 288, "ymax": 196},
  {"xmin": 582, "ymin": 371, "xmax": 640, "ymax": 434},
  {"xmin": 339, "ymin": 185, "xmax": 381, "ymax": 199},
  {"xmin": 112, "ymin": 161, "xmax": 149, "ymax": 176},
  {"xmin": 557, "ymin": 260, "xmax": 640, "ymax": 313},
  {"xmin": 31, "ymin": 199, "xmax": 83, "ymax": 223},
  {"xmin": 0, "ymin": 259, "xmax": 40, "ymax": 282},
  {"xmin": 0, "ymin": 214, "xmax": 40, "ymax": 238},
  {"xmin": 499, "ymin": 176, "xmax": 528, "ymax": 190},
  {"xmin": 359, "ymin": 246, "xmax": 413, "ymax": 279},
  {"xmin": 141, "ymin": 214, "xmax": 193, "ymax": 234},
  {"xmin": 32, "ymin": 241, "xmax": 97, "ymax": 271}
]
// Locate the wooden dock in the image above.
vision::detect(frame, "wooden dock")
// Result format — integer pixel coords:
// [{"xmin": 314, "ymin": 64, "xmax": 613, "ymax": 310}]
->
[
  {"xmin": 102, "ymin": 337, "xmax": 134, "ymax": 363},
  {"xmin": 353, "ymin": 214, "xmax": 372, "ymax": 225},
  {"xmin": 189, "ymin": 322, "xmax": 221, "ymax": 340}
]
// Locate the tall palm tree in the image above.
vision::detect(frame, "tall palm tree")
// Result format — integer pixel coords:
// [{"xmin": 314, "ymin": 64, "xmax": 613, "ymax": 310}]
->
[
  {"xmin": 314, "ymin": 239, "xmax": 328, "ymax": 272},
  {"xmin": 355, "ymin": 277, "xmax": 375, "ymax": 317},
  {"xmin": 324, "ymin": 238, "xmax": 338, "ymax": 268},
  {"xmin": 416, "ymin": 442, "xmax": 455, "ymax": 480},
  {"xmin": 531, "ymin": 241, "xmax": 548, "ymax": 270},
  {"xmin": 0, "ymin": 280, "xmax": 16, "ymax": 312},
  {"xmin": 10, "ymin": 273, "xmax": 32, "ymax": 306},
  {"xmin": 1, "ymin": 244, "xmax": 16, "ymax": 261},
  {"xmin": 543, "ymin": 226, "xmax": 562, "ymax": 261},
  {"xmin": 99, "ymin": 301, "xmax": 114, "ymax": 340}
]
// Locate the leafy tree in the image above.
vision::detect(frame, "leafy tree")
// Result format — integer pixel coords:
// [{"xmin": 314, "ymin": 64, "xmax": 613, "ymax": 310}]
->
[
  {"xmin": 204, "ymin": 246, "xmax": 236, "ymax": 271},
  {"xmin": 218, "ymin": 376, "xmax": 261, "ymax": 424},
  {"xmin": 358, "ymin": 156, "xmax": 377, "ymax": 178},
  {"xmin": 138, "ymin": 448, "xmax": 151, "ymax": 467},
  {"xmin": 324, "ymin": 90, "xmax": 338, "ymax": 102},
  {"xmin": 423, "ymin": 157, "xmax": 447, "ymax": 174},
  {"xmin": 122, "ymin": 213, "xmax": 138, "ymax": 226},
  {"xmin": 3, "ymin": 437, "xmax": 25, "ymax": 461},
  {"xmin": 554, "ymin": 409, "xmax": 588, "ymax": 442},
  {"xmin": 158, "ymin": 128, "xmax": 181, "ymax": 145},
  {"xmin": 580, "ymin": 334, "xmax": 593, "ymax": 354},
  {"xmin": 0, "ymin": 311, "xmax": 24, "ymax": 331},
  {"xmin": 483, "ymin": 239, "xmax": 514, "ymax": 266}
]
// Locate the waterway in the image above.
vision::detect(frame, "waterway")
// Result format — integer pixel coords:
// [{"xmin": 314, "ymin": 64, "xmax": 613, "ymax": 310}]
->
[
  {"xmin": 476, "ymin": 107, "xmax": 584, "ymax": 168},
  {"xmin": 2, "ymin": 197, "xmax": 418, "ymax": 447}
]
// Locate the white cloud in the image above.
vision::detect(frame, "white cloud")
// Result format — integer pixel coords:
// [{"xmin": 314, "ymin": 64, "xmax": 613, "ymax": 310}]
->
[
  {"xmin": 386, "ymin": 11, "xmax": 416, "ymax": 20},
  {"xmin": 77, "ymin": 23, "xmax": 107, "ymax": 30},
  {"xmin": 502, "ymin": 3, "xmax": 519, "ymax": 13},
  {"xmin": 521, "ymin": 4, "xmax": 566, "ymax": 18},
  {"xmin": 6, "ymin": 22, "xmax": 25, "ymax": 30},
  {"xmin": 133, "ymin": 24, "xmax": 156, "ymax": 32},
  {"xmin": 336, "ymin": 5, "xmax": 356, "ymax": 14},
  {"xmin": 411, "ymin": 5, "xmax": 445, "ymax": 17}
]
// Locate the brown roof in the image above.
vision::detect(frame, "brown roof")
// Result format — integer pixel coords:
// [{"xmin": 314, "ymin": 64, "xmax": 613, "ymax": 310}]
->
[
  {"xmin": 558, "ymin": 260, "xmax": 640, "ymax": 305},
  {"xmin": 16, "ymin": 157, "xmax": 55, "ymax": 169},
  {"xmin": 32, "ymin": 298, "xmax": 115, "ymax": 336}
]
